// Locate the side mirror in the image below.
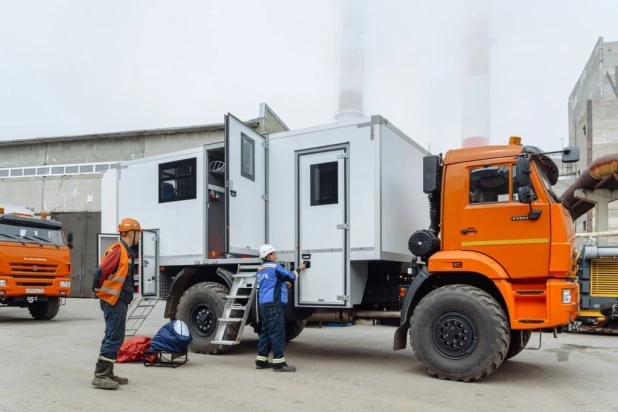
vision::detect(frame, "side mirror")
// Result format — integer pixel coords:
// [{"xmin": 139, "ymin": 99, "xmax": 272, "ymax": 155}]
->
[
  {"xmin": 515, "ymin": 156, "xmax": 531, "ymax": 187},
  {"xmin": 518, "ymin": 186, "xmax": 534, "ymax": 204},
  {"xmin": 562, "ymin": 146, "xmax": 580, "ymax": 164},
  {"xmin": 67, "ymin": 230, "xmax": 74, "ymax": 249}
]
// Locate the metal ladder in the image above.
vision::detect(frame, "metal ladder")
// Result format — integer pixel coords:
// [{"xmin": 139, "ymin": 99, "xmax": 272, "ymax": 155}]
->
[
  {"xmin": 125, "ymin": 297, "xmax": 159, "ymax": 337},
  {"xmin": 211, "ymin": 264, "xmax": 259, "ymax": 346}
]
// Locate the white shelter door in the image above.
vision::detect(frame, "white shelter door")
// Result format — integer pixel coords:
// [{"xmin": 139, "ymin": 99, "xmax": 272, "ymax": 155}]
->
[
  {"xmin": 97, "ymin": 234, "xmax": 120, "ymax": 263},
  {"xmin": 298, "ymin": 148, "xmax": 348, "ymax": 306},
  {"xmin": 225, "ymin": 113, "xmax": 267, "ymax": 257},
  {"xmin": 140, "ymin": 229, "xmax": 158, "ymax": 297}
]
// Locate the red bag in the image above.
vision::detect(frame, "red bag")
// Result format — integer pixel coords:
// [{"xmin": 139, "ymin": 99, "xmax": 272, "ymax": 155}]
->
[{"xmin": 117, "ymin": 336, "xmax": 158, "ymax": 363}]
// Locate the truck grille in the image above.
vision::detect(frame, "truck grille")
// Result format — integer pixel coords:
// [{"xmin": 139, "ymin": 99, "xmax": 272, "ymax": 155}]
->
[
  {"xmin": 10, "ymin": 263, "xmax": 58, "ymax": 276},
  {"xmin": 590, "ymin": 259, "xmax": 618, "ymax": 297}
]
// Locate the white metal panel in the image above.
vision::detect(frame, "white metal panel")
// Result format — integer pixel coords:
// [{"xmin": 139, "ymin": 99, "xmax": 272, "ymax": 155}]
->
[
  {"xmin": 225, "ymin": 114, "xmax": 266, "ymax": 256},
  {"xmin": 116, "ymin": 148, "xmax": 205, "ymax": 260},
  {"xmin": 97, "ymin": 233, "xmax": 120, "ymax": 263},
  {"xmin": 380, "ymin": 124, "xmax": 430, "ymax": 259},
  {"xmin": 268, "ymin": 120, "xmax": 376, "ymax": 258},
  {"xmin": 140, "ymin": 229, "xmax": 158, "ymax": 297},
  {"xmin": 298, "ymin": 149, "xmax": 347, "ymax": 305},
  {"xmin": 100, "ymin": 168, "xmax": 118, "ymax": 233}
]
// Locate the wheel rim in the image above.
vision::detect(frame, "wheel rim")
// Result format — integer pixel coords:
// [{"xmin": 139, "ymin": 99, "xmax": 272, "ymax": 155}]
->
[
  {"xmin": 431, "ymin": 311, "xmax": 479, "ymax": 360},
  {"xmin": 190, "ymin": 303, "xmax": 217, "ymax": 338}
]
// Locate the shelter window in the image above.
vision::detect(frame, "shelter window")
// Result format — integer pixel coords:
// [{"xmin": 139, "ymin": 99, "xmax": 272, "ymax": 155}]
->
[
  {"xmin": 310, "ymin": 161, "xmax": 339, "ymax": 206},
  {"xmin": 159, "ymin": 158, "xmax": 197, "ymax": 203}
]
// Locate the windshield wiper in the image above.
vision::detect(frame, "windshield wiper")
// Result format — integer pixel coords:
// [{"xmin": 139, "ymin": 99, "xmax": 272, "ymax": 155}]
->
[
  {"xmin": 0, "ymin": 233, "xmax": 26, "ymax": 245},
  {"xmin": 20, "ymin": 235, "xmax": 44, "ymax": 247},
  {"xmin": 31, "ymin": 235, "xmax": 59, "ymax": 248}
]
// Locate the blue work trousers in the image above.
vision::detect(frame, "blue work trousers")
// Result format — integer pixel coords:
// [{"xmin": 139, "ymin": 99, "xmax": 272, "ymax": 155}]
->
[
  {"xmin": 99, "ymin": 300, "xmax": 127, "ymax": 361},
  {"xmin": 257, "ymin": 302, "xmax": 286, "ymax": 364}
]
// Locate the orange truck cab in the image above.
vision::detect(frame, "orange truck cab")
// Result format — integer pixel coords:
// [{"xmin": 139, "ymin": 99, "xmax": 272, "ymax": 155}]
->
[
  {"xmin": 394, "ymin": 137, "xmax": 580, "ymax": 382},
  {"xmin": 0, "ymin": 206, "xmax": 73, "ymax": 320}
]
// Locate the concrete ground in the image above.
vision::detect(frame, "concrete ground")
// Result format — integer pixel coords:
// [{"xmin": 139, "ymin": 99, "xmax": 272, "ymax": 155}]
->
[{"xmin": 1, "ymin": 299, "xmax": 617, "ymax": 412}]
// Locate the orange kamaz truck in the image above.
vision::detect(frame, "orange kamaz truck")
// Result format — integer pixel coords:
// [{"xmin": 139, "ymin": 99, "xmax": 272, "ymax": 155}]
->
[
  {"xmin": 0, "ymin": 204, "xmax": 73, "ymax": 320},
  {"xmin": 395, "ymin": 136, "xmax": 581, "ymax": 381}
]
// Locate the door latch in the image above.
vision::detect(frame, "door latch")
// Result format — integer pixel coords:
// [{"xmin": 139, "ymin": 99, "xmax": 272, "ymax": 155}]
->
[
  {"xmin": 337, "ymin": 224, "xmax": 349, "ymax": 230},
  {"xmin": 461, "ymin": 228, "xmax": 477, "ymax": 235}
]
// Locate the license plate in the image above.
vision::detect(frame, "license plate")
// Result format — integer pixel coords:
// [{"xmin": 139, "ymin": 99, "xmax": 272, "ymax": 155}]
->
[{"xmin": 25, "ymin": 288, "xmax": 44, "ymax": 294}]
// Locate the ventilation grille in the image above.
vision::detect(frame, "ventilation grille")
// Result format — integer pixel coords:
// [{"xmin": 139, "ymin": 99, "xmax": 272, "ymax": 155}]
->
[{"xmin": 591, "ymin": 259, "xmax": 618, "ymax": 297}]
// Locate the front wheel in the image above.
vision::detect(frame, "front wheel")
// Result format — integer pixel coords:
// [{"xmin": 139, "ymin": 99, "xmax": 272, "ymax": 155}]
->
[
  {"xmin": 505, "ymin": 330, "xmax": 532, "ymax": 360},
  {"xmin": 28, "ymin": 297, "xmax": 61, "ymax": 320},
  {"xmin": 409, "ymin": 285, "xmax": 510, "ymax": 382}
]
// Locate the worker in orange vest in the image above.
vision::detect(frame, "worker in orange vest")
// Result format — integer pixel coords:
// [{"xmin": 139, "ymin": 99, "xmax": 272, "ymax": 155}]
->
[{"xmin": 91, "ymin": 217, "xmax": 141, "ymax": 390}]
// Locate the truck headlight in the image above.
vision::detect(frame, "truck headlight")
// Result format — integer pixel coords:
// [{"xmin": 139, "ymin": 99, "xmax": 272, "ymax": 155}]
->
[
  {"xmin": 562, "ymin": 289, "xmax": 572, "ymax": 304},
  {"xmin": 60, "ymin": 281, "xmax": 71, "ymax": 288},
  {"xmin": 0, "ymin": 280, "xmax": 6, "ymax": 287}
]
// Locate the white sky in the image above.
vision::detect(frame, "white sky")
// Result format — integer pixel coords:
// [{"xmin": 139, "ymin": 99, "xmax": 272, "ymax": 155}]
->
[{"xmin": 1, "ymin": 0, "xmax": 617, "ymax": 156}]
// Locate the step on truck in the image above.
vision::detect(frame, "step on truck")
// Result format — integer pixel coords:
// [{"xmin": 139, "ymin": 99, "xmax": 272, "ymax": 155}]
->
[
  {"xmin": 0, "ymin": 204, "xmax": 73, "ymax": 320},
  {"xmin": 100, "ymin": 112, "xmax": 580, "ymax": 382}
]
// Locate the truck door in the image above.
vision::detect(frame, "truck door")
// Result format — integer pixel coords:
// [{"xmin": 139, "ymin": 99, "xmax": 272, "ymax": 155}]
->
[
  {"xmin": 297, "ymin": 145, "xmax": 349, "ymax": 307},
  {"xmin": 97, "ymin": 233, "xmax": 120, "ymax": 263},
  {"xmin": 458, "ymin": 162, "xmax": 551, "ymax": 279},
  {"xmin": 140, "ymin": 229, "xmax": 159, "ymax": 297},
  {"xmin": 224, "ymin": 113, "xmax": 267, "ymax": 256}
]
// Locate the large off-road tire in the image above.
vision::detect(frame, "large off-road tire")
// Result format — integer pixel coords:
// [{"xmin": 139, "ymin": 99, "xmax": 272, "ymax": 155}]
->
[
  {"xmin": 600, "ymin": 302, "xmax": 617, "ymax": 317},
  {"xmin": 175, "ymin": 282, "xmax": 237, "ymax": 355},
  {"xmin": 28, "ymin": 297, "xmax": 61, "ymax": 320},
  {"xmin": 505, "ymin": 330, "xmax": 531, "ymax": 360},
  {"xmin": 409, "ymin": 285, "xmax": 510, "ymax": 382},
  {"xmin": 285, "ymin": 320, "xmax": 306, "ymax": 342},
  {"xmin": 252, "ymin": 320, "xmax": 306, "ymax": 342}
]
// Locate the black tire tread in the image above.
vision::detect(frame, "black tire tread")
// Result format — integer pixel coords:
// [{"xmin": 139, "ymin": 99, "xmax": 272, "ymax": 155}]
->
[
  {"xmin": 285, "ymin": 320, "xmax": 306, "ymax": 342},
  {"xmin": 600, "ymin": 301, "xmax": 617, "ymax": 317},
  {"xmin": 175, "ymin": 282, "xmax": 237, "ymax": 355},
  {"xmin": 409, "ymin": 285, "xmax": 509, "ymax": 382},
  {"xmin": 505, "ymin": 330, "xmax": 531, "ymax": 360},
  {"xmin": 28, "ymin": 297, "xmax": 61, "ymax": 320}
]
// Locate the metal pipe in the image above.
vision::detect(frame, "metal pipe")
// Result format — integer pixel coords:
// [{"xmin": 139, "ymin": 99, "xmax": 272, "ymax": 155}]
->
[
  {"xmin": 583, "ymin": 246, "xmax": 618, "ymax": 259},
  {"xmin": 354, "ymin": 310, "xmax": 401, "ymax": 319},
  {"xmin": 560, "ymin": 153, "xmax": 618, "ymax": 220},
  {"xmin": 576, "ymin": 230, "xmax": 618, "ymax": 238},
  {"xmin": 306, "ymin": 311, "xmax": 354, "ymax": 323}
]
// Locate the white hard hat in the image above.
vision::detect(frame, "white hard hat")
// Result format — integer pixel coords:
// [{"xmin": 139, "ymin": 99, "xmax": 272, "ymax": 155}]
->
[{"xmin": 259, "ymin": 244, "xmax": 276, "ymax": 259}]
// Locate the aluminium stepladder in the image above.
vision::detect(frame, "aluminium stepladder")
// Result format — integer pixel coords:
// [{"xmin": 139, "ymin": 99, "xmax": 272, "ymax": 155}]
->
[
  {"xmin": 125, "ymin": 297, "xmax": 159, "ymax": 337},
  {"xmin": 211, "ymin": 264, "xmax": 259, "ymax": 346}
]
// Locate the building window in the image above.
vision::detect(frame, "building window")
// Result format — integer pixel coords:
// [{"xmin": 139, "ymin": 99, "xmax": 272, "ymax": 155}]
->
[
  {"xmin": 80, "ymin": 165, "xmax": 94, "ymax": 173},
  {"xmin": 51, "ymin": 167, "xmax": 64, "ymax": 175},
  {"xmin": 95, "ymin": 164, "xmax": 109, "ymax": 172},
  {"xmin": 37, "ymin": 167, "xmax": 50, "ymax": 175},
  {"xmin": 23, "ymin": 168, "xmax": 36, "ymax": 176},
  {"xmin": 66, "ymin": 166, "xmax": 79, "ymax": 174},
  {"xmin": 310, "ymin": 161, "xmax": 339, "ymax": 206},
  {"xmin": 159, "ymin": 157, "xmax": 197, "ymax": 203},
  {"xmin": 469, "ymin": 165, "xmax": 510, "ymax": 204},
  {"xmin": 240, "ymin": 133, "xmax": 255, "ymax": 181},
  {"xmin": 11, "ymin": 169, "xmax": 23, "ymax": 177},
  {"xmin": 0, "ymin": 170, "xmax": 8, "ymax": 177}
]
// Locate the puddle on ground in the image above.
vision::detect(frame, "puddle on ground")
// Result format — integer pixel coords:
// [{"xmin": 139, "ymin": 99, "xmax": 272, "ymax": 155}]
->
[{"xmin": 545, "ymin": 343, "xmax": 617, "ymax": 362}]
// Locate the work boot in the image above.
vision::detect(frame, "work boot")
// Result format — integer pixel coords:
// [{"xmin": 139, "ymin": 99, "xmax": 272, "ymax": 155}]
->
[
  {"xmin": 255, "ymin": 360, "xmax": 273, "ymax": 369},
  {"xmin": 109, "ymin": 362, "xmax": 129, "ymax": 385},
  {"xmin": 92, "ymin": 358, "xmax": 120, "ymax": 390},
  {"xmin": 273, "ymin": 363, "xmax": 296, "ymax": 372}
]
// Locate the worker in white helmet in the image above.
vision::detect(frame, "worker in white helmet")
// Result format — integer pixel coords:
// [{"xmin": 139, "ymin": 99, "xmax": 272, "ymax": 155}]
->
[{"xmin": 254, "ymin": 244, "xmax": 306, "ymax": 372}]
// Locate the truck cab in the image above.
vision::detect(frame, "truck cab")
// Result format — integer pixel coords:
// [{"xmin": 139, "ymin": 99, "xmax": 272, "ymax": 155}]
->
[{"xmin": 0, "ymin": 206, "xmax": 73, "ymax": 320}]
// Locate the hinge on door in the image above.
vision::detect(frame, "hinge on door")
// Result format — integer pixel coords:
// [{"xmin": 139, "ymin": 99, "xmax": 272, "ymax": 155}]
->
[
  {"xmin": 337, "ymin": 223, "xmax": 349, "ymax": 230},
  {"xmin": 262, "ymin": 142, "xmax": 269, "ymax": 149},
  {"xmin": 337, "ymin": 295, "xmax": 349, "ymax": 301},
  {"xmin": 151, "ymin": 236, "xmax": 160, "ymax": 242},
  {"xmin": 262, "ymin": 194, "xmax": 269, "ymax": 201},
  {"xmin": 337, "ymin": 153, "xmax": 350, "ymax": 159}
]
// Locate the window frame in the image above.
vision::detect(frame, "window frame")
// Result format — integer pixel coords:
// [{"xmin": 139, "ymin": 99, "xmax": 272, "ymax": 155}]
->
[
  {"xmin": 310, "ymin": 161, "xmax": 339, "ymax": 207},
  {"xmin": 468, "ymin": 164, "xmax": 511, "ymax": 206},
  {"xmin": 240, "ymin": 133, "xmax": 255, "ymax": 182},
  {"xmin": 158, "ymin": 157, "xmax": 198, "ymax": 204}
]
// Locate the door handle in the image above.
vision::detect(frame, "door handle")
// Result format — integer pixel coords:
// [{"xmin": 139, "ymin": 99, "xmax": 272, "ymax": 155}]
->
[{"xmin": 461, "ymin": 228, "xmax": 477, "ymax": 235}]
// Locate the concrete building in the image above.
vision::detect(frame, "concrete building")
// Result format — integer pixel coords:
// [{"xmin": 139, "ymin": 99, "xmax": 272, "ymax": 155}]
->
[
  {"xmin": 566, "ymin": 37, "xmax": 618, "ymax": 238},
  {"xmin": 0, "ymin": 103, "xmax": 288, "ymax": 297}
]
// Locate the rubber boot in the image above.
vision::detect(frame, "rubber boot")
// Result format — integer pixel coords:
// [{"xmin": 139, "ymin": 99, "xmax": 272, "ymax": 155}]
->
[
  {"xmin": 109, "ymin": 362, "xmax": 129, "ymax": 385},
  {"xmin": 273, "ymin": 362, "xmax": 296, "ymax": 372},
  {"xmin": 92, "ymin": 358, "xmax": 120, "ymax": 390}
]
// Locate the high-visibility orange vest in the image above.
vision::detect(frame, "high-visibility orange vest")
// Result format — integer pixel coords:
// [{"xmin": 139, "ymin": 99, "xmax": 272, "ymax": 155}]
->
[{"xmin": 96, "ymin": 242, "xmax": 130, "ymax": 306}]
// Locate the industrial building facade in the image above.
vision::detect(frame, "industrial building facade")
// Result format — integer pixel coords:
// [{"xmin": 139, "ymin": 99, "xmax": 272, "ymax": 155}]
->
[
  {"xmin": 0, "ymin": 103, "xmax": 288, "ymax": 297},
  {"xmin": 567, "ymin": 37, "xmax": 618, "ymax": 238}
]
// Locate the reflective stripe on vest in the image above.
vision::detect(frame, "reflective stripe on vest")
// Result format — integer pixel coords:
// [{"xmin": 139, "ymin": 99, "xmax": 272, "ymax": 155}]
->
[{"xmin": 96, "ymin": 242, "xmax": 129, "ymax": 305}]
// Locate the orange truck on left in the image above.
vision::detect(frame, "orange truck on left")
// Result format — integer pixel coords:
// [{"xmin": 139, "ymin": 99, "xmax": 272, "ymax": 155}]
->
[{"xmin": 0, "ymin": 204, "xmax": 73, "ymax": 320}]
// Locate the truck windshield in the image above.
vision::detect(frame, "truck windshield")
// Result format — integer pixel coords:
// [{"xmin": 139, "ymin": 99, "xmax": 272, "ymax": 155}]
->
[
  {"xmin": 0, "ymin": 222, "xmax": 66, "ymax": 246},
  {"xmin": 533, "ymin": 159, "xmax": 560, "ymax": 204}
]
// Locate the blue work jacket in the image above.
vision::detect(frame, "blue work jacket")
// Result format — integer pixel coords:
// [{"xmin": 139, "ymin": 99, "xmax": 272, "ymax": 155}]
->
[{"xmin": 256, "ymin": 262, "xmax": 297, "ymax": 305}]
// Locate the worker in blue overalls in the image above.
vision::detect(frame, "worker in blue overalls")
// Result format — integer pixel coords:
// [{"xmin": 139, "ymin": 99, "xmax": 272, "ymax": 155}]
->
[{"xmin": 255, "ymin": 244, "xmax": 306, "ymax": 372}]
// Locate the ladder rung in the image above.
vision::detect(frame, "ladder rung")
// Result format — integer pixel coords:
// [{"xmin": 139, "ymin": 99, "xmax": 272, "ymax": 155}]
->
[
  {"xmin": 233, "ymin": 274, "xmax": 256, "ymax": 278},
  {"xmin": 219, "ymin": 318, "xmax": 243, "ymax": 322},
  {"xmin": 226, "ymin": 295, "xmax": 250, "ymax": 299},
  {"xmin": 226, "ymin": 306, "xmax": 247, "ymax": 311},
  {"xmin": 127, "ymin": 316, "xmax": 148, "ymax": 320},
  {"xmin": 211, "ymin": 340, "xmax": 239, "ymax": 345}
]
